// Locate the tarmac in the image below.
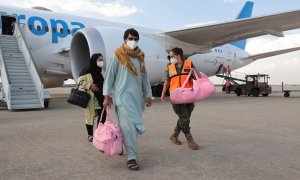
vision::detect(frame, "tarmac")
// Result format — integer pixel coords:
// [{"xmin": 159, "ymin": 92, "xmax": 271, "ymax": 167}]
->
[{"xmin": 0, "ymin": 87, "xmax": 300, "ymax": 180}]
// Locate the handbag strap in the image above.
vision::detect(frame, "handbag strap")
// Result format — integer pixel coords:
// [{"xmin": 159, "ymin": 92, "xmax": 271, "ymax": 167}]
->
[
  {"xmin": 76, "ymin": 80, "xmax": 84, "ymax": 90},
  {"xmin": 77, "ymin": 80, "xmax": 90, "ymax": 92}
]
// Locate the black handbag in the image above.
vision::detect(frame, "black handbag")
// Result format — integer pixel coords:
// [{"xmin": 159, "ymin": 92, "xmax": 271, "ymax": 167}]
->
[{"xmin": 67, "ymin": 81, "xmax": 91, "ymax": 108}]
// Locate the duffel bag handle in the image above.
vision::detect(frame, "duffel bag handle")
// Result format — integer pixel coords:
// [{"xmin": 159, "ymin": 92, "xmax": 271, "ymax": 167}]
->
[
  {"xmin": 180, "ymin": 68, "xmax": 201, "ymax": 88},
  {"xmin": 98, "ymin": 107, "xmax": 118, "ymax": 127}
]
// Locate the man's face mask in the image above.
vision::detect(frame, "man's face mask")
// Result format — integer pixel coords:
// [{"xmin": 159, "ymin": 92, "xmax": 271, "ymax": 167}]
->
[
  {"xmin": 126, "ymin": 40, "xmax": 138, "ymax": 49},
  {"xmin": 126, "ymin": 36, "xmax": 139, "ymax": 49}
]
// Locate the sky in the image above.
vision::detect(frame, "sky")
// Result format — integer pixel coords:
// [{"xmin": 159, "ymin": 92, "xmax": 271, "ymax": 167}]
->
[{"xmin": 1, "ymin": 0, "xmax": 300, "ymax": 84}]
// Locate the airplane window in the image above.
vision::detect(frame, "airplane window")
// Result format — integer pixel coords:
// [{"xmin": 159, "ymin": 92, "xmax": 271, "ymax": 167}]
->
[
  {"xmin": 28, "ymin": 24, "xmax": 33, "ymax": 30},
  {"xmin": 52, "ymin": 28, "xmax": 57, "ymax": 33},
  {"xmin": 37, "ymin": 26, "xmax": 41, "ymax": 31},
  {"xmin": 60, "ymin": 28, "xmax": 63, "ymax": 34},
  {"xmin": 67, "ymin": 29, "xmax": 71, "ymax": 34},
  {"xmin": 45, "ymin": 27, "xmax": 49, "ymax": 32}
]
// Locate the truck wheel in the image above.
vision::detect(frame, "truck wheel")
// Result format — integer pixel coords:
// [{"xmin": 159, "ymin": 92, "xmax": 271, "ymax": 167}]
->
[
  {"xmin": 235, "ymin": 88, "xmax": 242, "ymax": 96},
  {"xmin": 251, "ymin": 89, "xmax": 259, "ymax": 97},
  {"xmin": 284, "ymin": 92, "xmax": 290, "ymax": 98}
]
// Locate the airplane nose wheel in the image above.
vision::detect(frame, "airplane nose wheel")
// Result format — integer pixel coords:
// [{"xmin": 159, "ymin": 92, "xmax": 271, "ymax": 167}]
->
[
  {"xmin": 284, "ymin": 92, "xmax": 290, "ymax": 98},
  {"xmin": 44, "ymin": 98, "xmax": 50, "ymax": 108}
]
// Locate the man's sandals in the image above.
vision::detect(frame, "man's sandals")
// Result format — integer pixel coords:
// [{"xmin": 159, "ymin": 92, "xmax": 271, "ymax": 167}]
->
[{"xmin": 127, "ymin": 159, "xmax": 139, "ymax": 171}]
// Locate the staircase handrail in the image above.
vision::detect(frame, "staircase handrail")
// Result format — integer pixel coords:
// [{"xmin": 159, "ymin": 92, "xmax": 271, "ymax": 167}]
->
[
  {"xmin": 0, "ymin": 43, "xmax": 11, "ymax": 108},
  {"xmin": 14, "ymin": 23, "xmax": 44, "ymax": 107}
]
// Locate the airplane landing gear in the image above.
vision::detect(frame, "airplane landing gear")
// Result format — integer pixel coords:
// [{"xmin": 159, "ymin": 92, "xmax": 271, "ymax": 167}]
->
[
  {"xmin": 43, "ymin": 90, "xmax": 51, "ymax": 108},
  {"xmin": 44, "ymin": 98, "xmax": 50, "ymax": 108}
]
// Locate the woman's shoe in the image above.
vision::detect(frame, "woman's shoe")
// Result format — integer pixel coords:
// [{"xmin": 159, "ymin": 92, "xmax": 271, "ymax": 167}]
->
[
  {"xmin": 185, "ymin": 133, "xmax": 199, "ymax": 150},
  {"xmin": 170, "ymin": 131, "xmax": 182, "ymax": 145},
  {"xmin": 88, "ymin": 135, "xmax": 93, "ymax": 142}
]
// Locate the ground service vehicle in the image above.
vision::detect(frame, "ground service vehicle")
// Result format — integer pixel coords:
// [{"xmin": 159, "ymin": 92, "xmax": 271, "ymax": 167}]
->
[{"xmin": 235, "ymin": 74, "xmax": 272, "ymax": 97}]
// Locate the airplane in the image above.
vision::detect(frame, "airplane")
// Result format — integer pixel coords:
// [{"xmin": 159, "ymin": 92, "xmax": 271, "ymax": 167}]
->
[{"xmin": 1, "ymin": 1, "xmax": 300, "ymax": 110}]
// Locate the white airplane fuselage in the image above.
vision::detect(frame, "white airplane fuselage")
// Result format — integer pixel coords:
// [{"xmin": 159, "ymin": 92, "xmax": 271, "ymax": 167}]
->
[{"xmin": 0, "ymin": 6, "xmax": 252, "ymax": 88}]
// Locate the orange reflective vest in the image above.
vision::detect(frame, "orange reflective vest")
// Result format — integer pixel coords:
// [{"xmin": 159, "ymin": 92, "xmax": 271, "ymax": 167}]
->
[{"xmin": 168, "ymin": 60, "xmax": 193, "ymax": 92}]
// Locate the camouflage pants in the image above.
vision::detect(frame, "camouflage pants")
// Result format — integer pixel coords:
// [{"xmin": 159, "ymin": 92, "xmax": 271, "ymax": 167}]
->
[{"xmin": 172, "ymin": 103, "xmax": 195, "ymax": 134}]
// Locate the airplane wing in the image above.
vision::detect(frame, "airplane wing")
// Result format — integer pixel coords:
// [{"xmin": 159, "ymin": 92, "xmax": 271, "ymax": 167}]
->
[
  {"xmin": 242, "ymin": 46, "xmax": 300, "ymax": 61},
  {"xmin": 162, "ymin": 9, "xmax": 300, "ymax": 49}
]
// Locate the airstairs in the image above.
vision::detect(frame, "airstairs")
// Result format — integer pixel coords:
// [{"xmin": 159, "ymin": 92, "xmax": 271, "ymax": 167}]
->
[
  {"xmin": 0, "ymin": 23, "xmax": 44, "ymax": 110},
  {"xmin": 216, "ymin": 64, "xmax": 247, "ymax": 85}
]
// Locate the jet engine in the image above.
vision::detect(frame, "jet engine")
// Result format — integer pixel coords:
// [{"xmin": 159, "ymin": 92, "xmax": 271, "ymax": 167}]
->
[{"xmin": 70, "ymin": 27, "xmax": 169, "ymax": 84}]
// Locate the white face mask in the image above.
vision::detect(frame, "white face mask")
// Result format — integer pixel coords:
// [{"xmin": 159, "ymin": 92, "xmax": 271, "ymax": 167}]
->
[
  {"xmin": 97, "ymin": 61, "xmax": 103, "ymax": 68},
  {"xmin": 126, "ymin": 40, "xmax": 138, "ymax": 49},
  {"xmin": 170, "ymin": 57, "xmax": 178, "ymax": 64}
]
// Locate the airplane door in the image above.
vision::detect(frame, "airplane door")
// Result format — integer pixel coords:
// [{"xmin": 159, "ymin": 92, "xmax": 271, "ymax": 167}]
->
[
  {"xmin": 0, "ymin": 14, "xmax": 2, "ymax": 35},
  {"xmin": 0, "ymin": 14, "xmax": 17, "ymax": 36}
]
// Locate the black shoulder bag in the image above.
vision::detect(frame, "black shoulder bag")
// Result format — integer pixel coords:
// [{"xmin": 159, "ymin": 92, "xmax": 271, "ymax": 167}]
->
[{"xmin": 67, "ymin": 81, "xmax": 91, "ymax": 108}]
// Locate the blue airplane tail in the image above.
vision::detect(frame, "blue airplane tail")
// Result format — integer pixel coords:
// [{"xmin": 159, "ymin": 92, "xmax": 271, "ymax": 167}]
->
[{"xmin": 230, "ymin": 1, "xmax": 254, "ymax": 50}]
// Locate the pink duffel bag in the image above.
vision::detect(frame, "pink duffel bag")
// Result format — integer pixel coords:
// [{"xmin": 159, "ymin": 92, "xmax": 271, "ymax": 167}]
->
[
  {"xmin": 93, "ymin": 107, "xmax": 123, "ymax": 156},
  {"xmin": 170, "ymin": 69, "xmax": 216, "ymax": 104}
]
